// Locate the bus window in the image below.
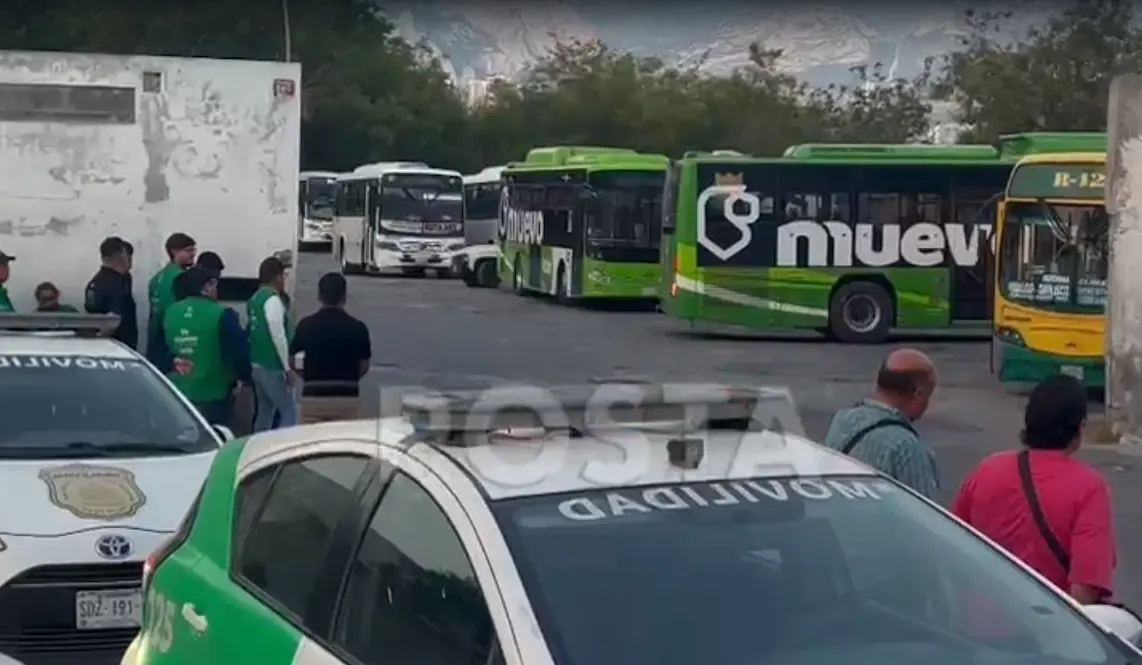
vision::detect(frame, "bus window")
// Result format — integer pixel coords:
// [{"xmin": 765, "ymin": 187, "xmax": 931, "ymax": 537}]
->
[
  {"xmin": 999, "ymin": 202, "xmax": 1108, "ymax": 311},
  {"xmin": 465, "ymin": 183, "xmax": 502, "ymax": 221}
]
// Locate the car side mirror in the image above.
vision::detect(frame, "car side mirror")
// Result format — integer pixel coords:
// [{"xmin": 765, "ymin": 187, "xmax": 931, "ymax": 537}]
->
[
  {"xmin": 212, "ymin": 424, "xmax": 235, "ymax": 441},
  {"xmin": 1083, "ymin": 604, "xmax": 1142, "ymax": 645}
]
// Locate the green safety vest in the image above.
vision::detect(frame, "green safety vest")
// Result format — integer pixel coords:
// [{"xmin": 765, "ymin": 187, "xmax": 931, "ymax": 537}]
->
[
  {"xmin": 164, "ymin": 296, "xmax": 233, "ymax": 403},
  {"xmin": 246, "ymin": 285, "xmax": 293, "ymax": 371},
  {"xmin": 148, "ymin": 263, "xmax": 184, "ymax": 335},
  {"xmin": 0, "ymin": 287, "xmax": 13, "ymax": 313}
]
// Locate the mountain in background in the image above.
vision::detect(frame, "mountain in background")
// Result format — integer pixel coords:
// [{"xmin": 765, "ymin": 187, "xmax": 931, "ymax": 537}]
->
[{"xmin": 377, "ymin": 1, "xmax": 1046, "ymax": 94}]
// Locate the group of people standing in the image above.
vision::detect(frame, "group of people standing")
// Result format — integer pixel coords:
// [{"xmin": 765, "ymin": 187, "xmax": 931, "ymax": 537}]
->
[
  {"xmin": 826, "ymin": 351, "xmax": 1116, "ymax": 606},
  {"xmin": 1, "ymin": 232, "xmax": 372, "ymax": 433}
]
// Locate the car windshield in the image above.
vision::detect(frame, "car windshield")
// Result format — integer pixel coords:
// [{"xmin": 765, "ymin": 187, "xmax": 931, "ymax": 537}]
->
[
  {"xmin": 496, "ymin": 476, "xmax": 1126, "ymax": 665},
  {"xmin": 1000, "ymin": 201, "xmax": 1108, "ymax": 313},
  {"xmin": 0, "ymin": 354, "xmax": 215, "ymax": 457}
]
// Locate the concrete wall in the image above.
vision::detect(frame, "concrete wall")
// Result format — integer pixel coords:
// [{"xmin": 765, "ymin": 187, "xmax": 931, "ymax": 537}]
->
[
  {"xmin": 1105, "ymin": 74, "xmax": 1142, "ymax": 444},
  {"xmin": 0, "ymin": 51, "xmax": 301, "ymax": 321}
]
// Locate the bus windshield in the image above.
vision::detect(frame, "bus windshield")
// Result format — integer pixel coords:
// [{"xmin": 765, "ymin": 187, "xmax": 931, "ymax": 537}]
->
[
  {"xmin": 588, "ymin": 171, "xmax": 664, "ymax": 262},
  {"xmin": 380, "ymin": 173, "xmax": 463, "ymax": 228},
  {"xmin": 999, "ymin": 201, "xmax": 1108, "ymax": 313},
  {"xmin": 303, "ymin": 178, "xmax": 336, "ymax": 221}
]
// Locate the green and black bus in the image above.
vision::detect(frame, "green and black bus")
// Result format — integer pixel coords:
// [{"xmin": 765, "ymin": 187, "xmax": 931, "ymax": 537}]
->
[
  {"xmin": 500, "ymin": 146, "xmax": 669, "ymax": 303},
  {"xmin": 660, "ymin": 133, "xmax": 1108, "ymax": 342}
]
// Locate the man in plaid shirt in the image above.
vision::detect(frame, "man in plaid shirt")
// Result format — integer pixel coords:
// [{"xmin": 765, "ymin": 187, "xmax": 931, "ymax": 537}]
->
[{"xmin": 824, "ymin": 348, "xmax": 940, "ymax": 498}]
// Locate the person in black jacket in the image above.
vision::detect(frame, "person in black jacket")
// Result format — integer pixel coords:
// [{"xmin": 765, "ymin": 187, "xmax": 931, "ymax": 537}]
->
[{"xmin": 84, "ymin": 236, "xmax": 138, "ymax": 349}]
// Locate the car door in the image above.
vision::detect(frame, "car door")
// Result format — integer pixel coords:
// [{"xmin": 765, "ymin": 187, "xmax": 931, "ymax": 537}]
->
[
  {"xmin": 324, "ymin": 468, "xmax": 512, "ymax": 665},
  {"xmin": 138, "ymin": 492, "xmax": 206, "ymax": 665},
  {"xmin": 187, "ymin": 450, "xmax": 378, "ymax": 664}
]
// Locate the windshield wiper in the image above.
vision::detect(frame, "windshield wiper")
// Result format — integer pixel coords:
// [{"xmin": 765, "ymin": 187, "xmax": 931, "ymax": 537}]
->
[
  {"xmin": 1037, "ymin": 198, "xmax": 1073, "ymax": 244},
  {"xmin": 67, "ymin": 441, "xmax": 198, "ymax": 456}
]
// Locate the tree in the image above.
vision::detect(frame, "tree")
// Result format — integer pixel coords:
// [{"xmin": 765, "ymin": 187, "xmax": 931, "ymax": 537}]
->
[
  {"xmin": 932, "ymin": 1, "xmax": 1142, "ymax": 142},
  {"xmin": 0, "ymin": 0, "xmax": 468, "ymax": 171},
  {"xmin": 811, "ymin": 63, "xmax": 932, "ymax": 143}
]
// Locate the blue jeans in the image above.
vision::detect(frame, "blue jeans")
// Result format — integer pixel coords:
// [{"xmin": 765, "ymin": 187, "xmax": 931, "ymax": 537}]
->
[{"xmin": 252, "ymin": 365, "xmax": 299, "ymax": 432}]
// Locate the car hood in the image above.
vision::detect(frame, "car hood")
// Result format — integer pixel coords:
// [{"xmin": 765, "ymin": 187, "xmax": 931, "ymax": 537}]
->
[{"xmin": 0, "ymin": 453, "xmax": 215, "ymax": 536}]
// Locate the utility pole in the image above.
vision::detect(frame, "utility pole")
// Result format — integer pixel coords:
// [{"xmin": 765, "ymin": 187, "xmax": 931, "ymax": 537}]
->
[
  {"xmin": 1105, "ymin": 74, "xmax": 1142, "ymax": 445},
  {"xmin": 281, "ymin": 0, "xmax": 292, "ymax": 63}
]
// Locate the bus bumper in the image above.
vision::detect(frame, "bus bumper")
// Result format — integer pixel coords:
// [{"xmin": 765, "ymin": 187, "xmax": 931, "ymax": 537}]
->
[{"xmin": 996, "ymin": 341, "xmax": 1104, "ymax": 389}]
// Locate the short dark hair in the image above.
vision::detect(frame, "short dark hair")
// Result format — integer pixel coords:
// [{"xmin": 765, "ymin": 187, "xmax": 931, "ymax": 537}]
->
[
  {"xmin": 1022, "ymin": 374, "xmax": 1088, "ymax": 450},
  {"xmin": 875, "ymin": 363, "xmax": 929, "ymax": 396},
  {"xmin": 197, "ymin": 251, "xmax": 225, "ymax": 274},
  {"xmin": 164, "ymin": 232, "xmax": 196, "ymax": 257},
  {"xmin": 174, "ymin": 267, "xmax": 214, "ymax": 300},
  {"xmin": 122, "ymin": 239, "xmax": 134, "ymax": 256},
  {"xmin": 258, "ymin": 256, "xmax": 286, "ymax": 283},
  {"xmin": 99, "ymin": 236, "xmax": 128, "ymax": 260},
  {"xmin": 34, "ymin": 281, "xmax": 58, "ymax": 299},
  {"xmin": 317, "ymin": 272, "xmax": 347, "ymax": 306}
]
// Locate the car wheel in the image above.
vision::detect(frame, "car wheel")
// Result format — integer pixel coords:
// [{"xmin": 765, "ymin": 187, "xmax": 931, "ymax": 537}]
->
[{"xmin": 475, "ymin": 259, "xmax": 499, "ymax": 288}]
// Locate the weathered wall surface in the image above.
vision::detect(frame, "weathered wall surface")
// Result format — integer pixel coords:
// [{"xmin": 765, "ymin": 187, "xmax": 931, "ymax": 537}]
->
[
  {"xmin": 0, "ymin": 50, "xmax": 301, "ymax": 321},
  {"xmin": 1106, "ymin": 74, "xmax": 1142, "ymax": 444}
]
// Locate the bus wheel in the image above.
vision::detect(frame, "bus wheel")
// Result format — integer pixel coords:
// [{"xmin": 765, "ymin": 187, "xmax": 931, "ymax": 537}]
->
[
  {"xmin": 555, "ymin": 264, "xmax": 573, "ymax": 305},
  {"xmin": 340, "ymin": 240, "xmax": 362, "ymax": 275},
  {"xmin": 828, "ymin": 281, "xmax": 893, "ymax": 344},
  {"xmin": 513, "ymin": 257, "xmax": 526, "ymax": 295},
  {"xmin": 475, "ymin": 259, "xmax": 498, "ymax": 288}
]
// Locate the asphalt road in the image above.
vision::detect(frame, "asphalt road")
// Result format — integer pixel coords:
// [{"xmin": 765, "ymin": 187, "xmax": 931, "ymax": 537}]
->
[{"xmin": 294, "ymin": 252, "xmax": 1142, "ymax": 608}]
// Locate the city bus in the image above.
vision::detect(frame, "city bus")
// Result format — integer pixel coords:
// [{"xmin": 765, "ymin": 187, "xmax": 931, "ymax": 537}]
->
[
  {"xmin": 298, "ymin": 170, "xmax": 338, "ymax": 250},
  {"xmin": 501, "ymin": 146, "xmax": 669, "ymax": 303},
  {"xmin": 333, "ymin": 161, "xmax": 466, "ymax": 277},
  {"xmin": 463, "ymin": 165, "xmax": 505, "ymax": 246},
  {"xmin": 660, "ymin": 133, "xmax": 1108, "ymax": 342},
  {"xmin": 992, "ymin": 150, "xmax": 1108, "ymax": 389}
]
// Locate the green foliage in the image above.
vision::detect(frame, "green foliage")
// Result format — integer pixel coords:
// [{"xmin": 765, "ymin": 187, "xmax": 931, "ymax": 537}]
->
[
  {"xmin": 1, "ymin": 1, "xmax": 1131, "ymax": 168},
  {"xmin": 931, "ymin": 0, "xmax": 1142, "ymax": 142}
]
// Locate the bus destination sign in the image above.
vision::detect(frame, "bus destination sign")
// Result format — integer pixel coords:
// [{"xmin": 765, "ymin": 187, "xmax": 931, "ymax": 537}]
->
[{"xmin": 1007, "ymin": 164, "xmax": 1105, "ymax": 199}]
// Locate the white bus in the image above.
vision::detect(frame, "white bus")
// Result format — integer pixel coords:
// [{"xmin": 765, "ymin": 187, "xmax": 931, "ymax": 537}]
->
[
  {"xmin": 333, "ymin": 162, "xmax": 465, "ymax": 277},
  {"xmin": 299, "ymin": 170, "xmax": 338, "ymax": 250},
  {"xmin": 462, "ymin": 165, "xmax": 505, "ymax": 246}
]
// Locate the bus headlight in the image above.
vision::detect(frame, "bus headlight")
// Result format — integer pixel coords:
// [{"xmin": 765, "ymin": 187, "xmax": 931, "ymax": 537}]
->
[
  {"xmin": 994, "ymin": 326, "xmax": 1027, "ymax": 347},
  {"xmin": 377, "ymin": 241, "xmax": 400, "ymax": 252}
]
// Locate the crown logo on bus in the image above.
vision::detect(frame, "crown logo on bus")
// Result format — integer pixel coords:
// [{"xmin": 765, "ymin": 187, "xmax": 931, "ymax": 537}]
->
[{"xmin": 714, "ymin": 173, "xmax": 744, "ymax": 186}]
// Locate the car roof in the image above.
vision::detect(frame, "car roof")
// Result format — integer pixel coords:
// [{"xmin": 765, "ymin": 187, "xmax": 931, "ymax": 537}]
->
[
  {"xmin": 0, "ymin": 333, "xmax": 141, "ymax": 359},
  {"xmin": 237, "ymin": 417, "xmax": 876, "ymax": 501}
]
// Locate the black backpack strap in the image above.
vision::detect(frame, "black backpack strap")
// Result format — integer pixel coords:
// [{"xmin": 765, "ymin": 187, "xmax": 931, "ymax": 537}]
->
[
  {"xmin": 1017, "ymin": 450, "xmax": 1071, "ymax": 571},
  {"xmin": 841, "ymin": 419, "xmax": 918, "ymax": 455}
]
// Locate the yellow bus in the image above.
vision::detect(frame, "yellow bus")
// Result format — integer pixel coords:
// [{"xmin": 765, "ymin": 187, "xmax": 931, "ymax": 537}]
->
[{"xmin": 992, "ymin": 151, "xmax": 1108, "ymax": 388}]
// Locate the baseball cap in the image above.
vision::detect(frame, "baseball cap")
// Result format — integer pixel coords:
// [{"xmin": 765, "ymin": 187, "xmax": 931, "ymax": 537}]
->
[{"xmin": 0, "ymin": 250, "xmax": 15, "ymax": 265}]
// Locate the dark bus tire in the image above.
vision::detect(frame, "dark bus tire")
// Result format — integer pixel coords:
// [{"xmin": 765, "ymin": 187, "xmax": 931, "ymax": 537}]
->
[
  {"xmin": 475, "ymin": 259, "xmax": 499, "ymax": 288},
  {"xmin": 828, "ymin": 281, "xmax": 894, "ymax": 344}
]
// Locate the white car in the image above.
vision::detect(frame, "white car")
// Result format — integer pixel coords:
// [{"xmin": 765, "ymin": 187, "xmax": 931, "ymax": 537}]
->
[
  {"xmin": 126, "ymin": 382, "xmax": 1142, "ymax": 665},
  {"xmin": 0, "ymin": 314, "xmax": 226, "ymax": 665},
  {"xmin": 453, "ymin": 243, "xmax": 500, "ymax": 288}
]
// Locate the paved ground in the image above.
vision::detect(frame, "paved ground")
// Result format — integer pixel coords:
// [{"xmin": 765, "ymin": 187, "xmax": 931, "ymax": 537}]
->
[{"xmin": 294, "ymin": 252, "xmax": 1142, "ymax": 607}]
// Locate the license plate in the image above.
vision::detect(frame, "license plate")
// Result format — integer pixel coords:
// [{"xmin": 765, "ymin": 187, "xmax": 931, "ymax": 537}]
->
[
  {"xmin": 1061, "ymin": 365, "xmax": 1084, "ymax": 380},
  {"xmin": 75, "ymin": 589, "xmax": 142, "ymax": 630}
]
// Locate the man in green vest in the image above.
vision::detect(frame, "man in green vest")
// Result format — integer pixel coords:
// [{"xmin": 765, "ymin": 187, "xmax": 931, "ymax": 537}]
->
[
  {"xmin": 147, "ymin": 232, "xmax": 197, "ymax": 368},
  {"xmin": 164, "ymin": 267, "xmax": 251, "ymax": 425},
  {"xmin": 247, "ymin": 256, "xmax": 298, "ymax": 431},
  {"xmin": 0, "ymin": 250, "xmax": 14, "ymax": 313}
]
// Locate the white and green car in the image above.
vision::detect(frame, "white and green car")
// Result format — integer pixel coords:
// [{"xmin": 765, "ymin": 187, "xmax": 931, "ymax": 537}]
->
[{"xmin": 127, "ymin": 385, "xmax": 1142, "ymax": 665}]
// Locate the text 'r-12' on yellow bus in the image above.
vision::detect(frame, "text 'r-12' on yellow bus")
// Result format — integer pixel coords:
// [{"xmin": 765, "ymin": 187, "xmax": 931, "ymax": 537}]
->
[{"xmin": 992, "ymin": 151, "xmax": 1107, "ymax": 389}]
